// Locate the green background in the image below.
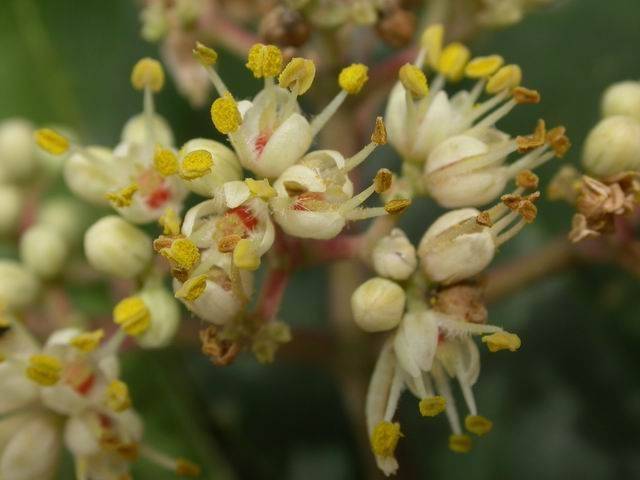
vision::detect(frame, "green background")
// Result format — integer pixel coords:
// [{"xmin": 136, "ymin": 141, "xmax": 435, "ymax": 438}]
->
[{"xmin": 1, "ymin": 0, "xmax": 640, "ymax": 478}]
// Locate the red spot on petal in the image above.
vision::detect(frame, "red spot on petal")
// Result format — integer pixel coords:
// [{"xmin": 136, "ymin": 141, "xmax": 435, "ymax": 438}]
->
[
  {"xmin": 146, "ymin": 184, "xmax": 171, "ymax": 209},
  {"xmin": 254, "ymin": 131, "xmax": 271, "ymax": 157},
  {"xmin": 228, "ymin": 206, "xmax": 258, "ymax": 231},
  {"xmin": 75, "ymin": 374, "xmax": 96, "ymax": 396}
]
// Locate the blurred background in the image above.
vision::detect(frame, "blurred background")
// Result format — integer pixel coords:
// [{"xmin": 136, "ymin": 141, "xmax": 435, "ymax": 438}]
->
[{"xmin": 2, "ymin": 0, "xmax": 640, "ymax": 478}]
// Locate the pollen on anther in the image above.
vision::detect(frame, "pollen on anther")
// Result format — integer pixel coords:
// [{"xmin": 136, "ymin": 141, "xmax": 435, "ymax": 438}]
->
[
  {"xmin": 338, "ymin": 63, "xmax": 369, "ymax": 95},
  {"xmin": 211, "ymin": 93, "xmax": 242, "ymax": 134},
  {"xmin": 180, "ymin": 149, "xmax": 214, "ymax": 180},
  {"xmin": 131, "ymin": 57, "xmax": 165, "ymax": 92},
  {"xmin": 246, "ymin": 43, "xmax": 283, "ymax": 78},
  {"xmin": 34, "ymin": 128, "xmax": 70, "ymax": 155}
]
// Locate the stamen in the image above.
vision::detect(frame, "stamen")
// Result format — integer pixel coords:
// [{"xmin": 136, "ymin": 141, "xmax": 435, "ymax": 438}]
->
[
  {"xmin": 547, "ymin": 126, "xmax": 572, "ymax": 157},
  {"xmin": 159, "ymin": 208, "xmax": 181, "ymax": 236},
  {"xmin": 278, "ymin": 57, "xmax": 315, "ymax": 95},
  {"xmin": 175, "ymin": 274, "xmax": 208, "ymax": 302},
  {"xmin": 431, "ymin": 364, "xmax": 462, "ymax": 435},
  {"xmin": 131, "ymin": 58, "xmax": 165, "ymax": 93},
  {"xmin": 140, "ymin": 445, "xmax": 201, "ymax": 477},
  {"xmin": 211, "ymin": 93, "xmax": 242, "ymax": 134},
  {"xmin": 106, "ymin": 379, "xmax": 132, "ymax": 412},
  {"xmin": 513, "ymin": 86, "xmax": 541, "ymax": 105},
  {"xmin": 495, "ymin": 218, "xmax": 527, "ymax": 246},
  {"xmin": 310, "ymin": 90, "xmax": 348, "ymax": 137},
  {"xmin": 154, "ymin": 147, "xmax": 179, "ymax": 176},
  {"xmin": 26, "ymin": 354, "xmax": 61, "ymax": 386},
  {"xmin": 399, "ymin": 63, "xmax": 428, "ymax": 98},
  {"xmin": 343, "ymin": 119, "xmax": 386, "ymax": 171},
  {"xmin": 70, "ymin": 329, "xmax": 105, "ymax": 353},
  {"xmin": 180, "ymin": 149, "xmax": 214, "ymax": 180},
  {"xmin": 471, "ymin": 98, "xmax": 517, "ymax": 130},
  {"xmin": 482, "ymin": 331, "xmax": 522, "ymax": 352},
  {"xmin": 486, "ymin": 64, "xmax": 522, "ymax": 94},
  {"xmin": 457, "ymin": 369, "xmax": 478, "ymax": 415},
  {"xmin": 465, "ymin": 55, "xmax": 504, "ymax": 79},
  {"xmin": 113, "ymin": 296, "xmax": 151, "ymax": 336},
  {"xmin": 233, "ymin": 239, "xmax": 260, "ymax": 270},
  {"xmin": 34, "ymin": 128, "xmax": 70, "ymax": 155},
  {"xmin": 371, "ymin": 421, "xmax": 403, "ymax": 458},
  {"xmin": 420, "ymin": 24, "xmax": 444, "ymax": 69},
  {"xmin": 160, "ymin": 238, "xmax": 201, "ymax": 272},
  {"xmin": 516, "ymin": 170, "xmax": 539, "ymax": 189},
  {"xmin": 193, "ymin": 42, "xmax": 228, "ymax": 95},
  {"xmin": 419, "ymin": 396, "xmax": 446, "ymax": 417},
  {"xmin": 437, "ymin": 42, "xmax": 471, "ymax": 82},
  {"xmin": 246, "ymin": 43, "xmax": 283, "ymax": 78},
  {"xmin": 516, "ymin": 119, "xmax": 546, "ymax": 153},
  {"xmin": 106, "ymin": 183, "xmax": 139, "ymax": 208},
  {"xmin": 245, "ymin": 178, "xmax": 277, "ymax": 200},
  {"xmin": 449, "ymin": 434, "xmax": 472, "ymax": 453},
  {"xmin": 384, "ymin": 199, "xmax": 411, "ymax": 214},
  {"xmin": 338, "ymin": 63, "xmax": 369, "ymax": 95},
  {"xmin": 465, "ymin": 415, "xmax": 493, "ymax": 436},
  {"xmin": 375, "ymin": 169, "xmax": 393, "ymax": 194}
]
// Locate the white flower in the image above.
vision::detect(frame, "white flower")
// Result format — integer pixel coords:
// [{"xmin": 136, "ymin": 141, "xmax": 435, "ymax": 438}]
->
[
  {"xmin": 84, "ymin": 216, "xmax": 153, "ymax": 279},
  {"xmin": 177, "ymin": 138, "xmax": 242, "ymax": 196},
  {"xmin": 582, "ymin": 115, "xmax": 640, "ymax": 177},
  {"xmin": 0, "ymin": 118, "xmax": 37, "ymax": 184},
  {"xmin": 136, "ymin": 285, "xmax": 181, "ymax": 348}
]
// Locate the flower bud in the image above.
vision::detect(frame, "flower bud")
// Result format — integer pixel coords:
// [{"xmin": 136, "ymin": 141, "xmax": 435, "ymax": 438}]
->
[
  {"xmin": 63, "ymin": 146, "xmax": 114, "ymax": 206},
  {"xmin": 418, "ymin": 208, "xmax": 495, "ymax": 284},
  {"xmin": 178, "ymin": 139, "xmax": 242, "ymax": 196},
  {"xmin": 120, "ymin": 112, "xmax": 174, "ymax": 147},
  {"xmin": 84, "ymin": 216, "xmax": 152, "ymax": 279},
  {"xmin": 0, "ymin": 184, "xmax": 24, "ymax": 236},
  {"xmin": 351, "ymin": 277, "xmax": 405, "ymax": 332},
  {"xmin": 0, "ymin": 260, "xmax": 40, "ymax": 311},
  {"xmin": 136, "ymin": 286, "xmax": 181, "ymax": 348},
  {"xmin": 372, "ymin": 229, "xmax": 417, "ymax": 280},
  {"xmin": 19, "ymin": 224, "xmax": 69, "ymax": 279},
  {"xmin": 37, "ymin": 197, "xmax": 88, "ymax": 245},
  {"xmin": 582, "ymin": 115, "xmax": 640, "ymax": 176},
  {"xmin": 0, "ymin": 119, "xmax": 37, "ymax": 183},
  {"xmin": 601, "ymin": 80, "xmax": 640, "ymax": 121}
]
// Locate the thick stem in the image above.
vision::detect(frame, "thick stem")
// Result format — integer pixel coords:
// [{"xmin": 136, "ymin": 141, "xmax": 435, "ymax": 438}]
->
[{"xmin": 255, "ymin": 268, "xmax": 291, "ymax": 321}]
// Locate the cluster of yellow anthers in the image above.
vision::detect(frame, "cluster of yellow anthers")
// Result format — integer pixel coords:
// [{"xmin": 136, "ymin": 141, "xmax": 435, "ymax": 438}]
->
[
  {"xmin": 385, "ymin": 24, "xmax": 570, "ymax": 208},
  {"xmin": 0, "ymin": 313, "xmax": 199, "ymax": 479}
]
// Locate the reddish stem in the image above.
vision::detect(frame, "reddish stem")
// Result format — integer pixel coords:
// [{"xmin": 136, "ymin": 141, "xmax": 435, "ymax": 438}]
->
[{"xmin": 255, "ymin": 267, "xmax": 291, "ymax": 321}]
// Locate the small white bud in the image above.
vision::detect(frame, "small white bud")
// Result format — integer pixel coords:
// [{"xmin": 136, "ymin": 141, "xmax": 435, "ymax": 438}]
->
[
  {"xmin": 601, "ymin": 80, "xmax": 640, "ymax": 121},
  {"xmin": 84, "ymin": 216, "xmax": 153, "ymax": 279},
  {"xmin": 136, "ymin": 286, "xmax": 181, "ymax": 348},
  {"xmin": 63, "ymin": 146, "xmax": 115, "ymax": 206},
  {"xmin": 351, "ymin": 277, "xmax": 406, "ymax": 332},
  {"xmin": 19, "ymin": 224, "xmax": 69, "ymax": 279},
  {"xmin": 37, "ymin": 197, "xmax": 88, "ymax": 245},
  {"xmin": 0, "ymin": 260, "xmax": 40, "ymax": 311},
  {"xmin": 418, "ymin": 208, "xmax": 495, "ymax": 284},
  {"xmin": 0, "ymin": 184, "xmax": 25, "ymax": 236},
  {"xmin": 121, "ymin": 112, "xmax": 174, "ymax": 147},
  {"xmin": 178, "ymin": 138, "xmax": 242, "ymax": 196},
  {"xmin": 0, "ymin": 119, "xmax": 37, "ymax": 183},
  {"xmin": 582, "ymin": 115, "xmax": 640, "ymax": 177},
  {"xmin": 372, "ymin": 229, "xmax": 417, "ymax": 280}
]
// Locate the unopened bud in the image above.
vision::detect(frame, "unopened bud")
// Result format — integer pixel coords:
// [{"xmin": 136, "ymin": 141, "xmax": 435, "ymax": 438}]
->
[
  {"xmin": 0, "ymin": 119, "xmax": 37, "ymax": 183},
  {"xmin": 372, "ymin": 229, "xmax": 417, "ymax": 280},
  {"xmin": 19, "ymin": 224, "xmax": 69, "ymax": 279},
  {"xmin": 0, "ymin": 260, "xmax": 40, "ymax": 311},
  {"xmin": 0, "ymin": 184, "xmax": 24, "ymax": 236},
  {"xmin": 601, "ymin": 80, "xmax": 640, "ymax": 121},
  {"xmin": 84, "ymin": 216, "xmax": 153, "ymax": 279},
  {"xmin": 582, "ymin": 115, "xmax": 640, "ymax": 176},
  {"xmin": 351, "ymin": 277, "xmax": 405, "ymax": 332}
]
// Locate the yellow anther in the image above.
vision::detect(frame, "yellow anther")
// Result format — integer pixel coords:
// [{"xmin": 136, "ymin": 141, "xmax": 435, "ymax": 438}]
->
[
  {"xmin": 26, "ymin": 354, "xmax": 62, "ymax": 386},
  {"xmin": 448, "ymin": 434, "xmax": 472, "ymax": 453},
  {"xmin": 159, "ymin": 208, "xmax": 181, "ymax": 236},
  {"xmin": 211, "ymin": 92, "xmax": 242, "ymax": 134},
  {"xmin": 175, "ymin": 274, "xmax": 208, "ymax": 302},
  {"xmin": 106, "ymin": 183, "xmax": 139, "ymax": 208},
  {"xmin": 246, "ymin": 43, "xmax": 283, "ymax": 78},
  {"xmin": 338, "ymin": 63, "xmax": 369, "ymax": 95},
  {"xmin": 193, "ymin": 41, "xmax": 218, "ymax": 66},
  {"xmin": 278, "ymin": 57, "xmax": 316, "ymax": 95},
  {"xmin": 70, "ymin": 329, "xmax": 105, "ymax": 353},
  {"xmin": 421, "ymin": 24, "xmax": 444, "ymax": 69},
  {"xmin": 113, "ymin": 296, "xmax": 151, "ymax": 336},
  {"xmin": 180, "ymin": 149, "xmax": 213, "ymax": 180},
  {"xmin": 176, "ymin": 458, "xmax": 201, "ymax": 477},
  {"xmin": 465, "ymin": 415, "xmax": 493, "ymax": 436},
  {"xmin": 106, "ymin": 379, "xmax": 132, "ymax": 412},
  {"xmin": 374, "ymin": 169, "xmax": 393, "ymax": 194},
  {"xmin": 245, "ymin": 178, "xmax": 276, "ymax": 200},
  {"xmin": 371, "ymin": 116, "xmax": 387, "ymax": 145},
  {"xmin": 399, "ymin": 63, "xmax": 428, "ymax": 98},
  {"xmin": 547, "ymin": 126, "xmax": 571, "ymax": 158},
  {"xmin": 419, "ymin": 396, "xmax": 446, "ymax": 417},
  {"xmin": 384, "ymin": 198, "xmax": 411, "ymax": 214},
  {"xmin": 34, "ymin": 128, "xmax": 70, "ymax": 155},
  {"xmin": 465, "ymin": 55, "xmax": 504, "ymax": 79},
  {"xmin": 131, "ymin": 58, "xmax": 165, "ymax": 92},
  {"xmin": 486, "ymin": 64, "xmax": 522, "ymax": 94},
  {"xmin": 161, "ymin": 238, "xmax": 201, "ymax": 272},
  {"xmin": 154, "ymin": 147, "xmax": 179, "ymax": 177},
  {"xmin": 482, "ymin": 331, "xmax": 521, "ymax": 352},
  {"xmin": 437, "ymin": 42, "xmax": 470, "ymax": 82},
  {"xmin": 233, "ymin": 239, "xmax": 260, "ymax": 271},
  {"xmin": 371, "ymin": 421, "xmax": 402, "ymax": 458}
]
